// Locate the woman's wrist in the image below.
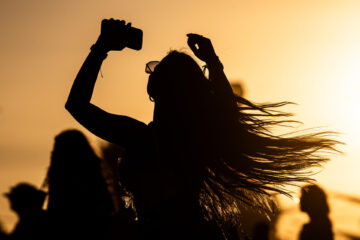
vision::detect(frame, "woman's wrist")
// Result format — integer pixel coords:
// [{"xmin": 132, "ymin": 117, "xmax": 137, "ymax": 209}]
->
[
  {"xmin": 206, "ymin": 55, "xmax": 223, "ymax": 70},
  {"xmin": 90, "ymin": 38, "xmax": 109, "ymax": 59}
]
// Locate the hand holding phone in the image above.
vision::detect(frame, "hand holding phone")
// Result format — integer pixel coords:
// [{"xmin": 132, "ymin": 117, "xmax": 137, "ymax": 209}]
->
[{"xmin": 98, "ymin": 19, "xmax": 143, "ymax": 51}]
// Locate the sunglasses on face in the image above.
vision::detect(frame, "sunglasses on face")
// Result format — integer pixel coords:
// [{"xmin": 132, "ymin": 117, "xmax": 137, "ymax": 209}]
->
[{"xmin": 145, "ymin": 61, "xmax": 160, "ymax": 74}]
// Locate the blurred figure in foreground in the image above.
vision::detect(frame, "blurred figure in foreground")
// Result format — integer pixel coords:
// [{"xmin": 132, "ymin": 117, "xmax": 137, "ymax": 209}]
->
[
  {"xmin": 0, "ymin": 220, "xmax": 9, "ymax": 240},
  {"xmin": 299, "ymin": 184, "xmax": 333, "ymax": 240},
  {"xmin": 43, "ymin": 129, "xmax": 114, "ymax": 239},
  {"xmin": 5, "ymin": 183, "xmax": 46, "ymax": 240}
]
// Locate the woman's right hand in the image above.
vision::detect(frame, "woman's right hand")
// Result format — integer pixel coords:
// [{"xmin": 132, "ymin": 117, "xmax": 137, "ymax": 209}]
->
[{"xmin": 95, "ymin": 19, "xmax": 131, "ymax": 52}]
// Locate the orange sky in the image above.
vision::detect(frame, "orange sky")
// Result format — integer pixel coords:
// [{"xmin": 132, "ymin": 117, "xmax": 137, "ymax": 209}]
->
[{"xmin": 1, "ymin": 0, "xmax": 360, "ymax": 231}]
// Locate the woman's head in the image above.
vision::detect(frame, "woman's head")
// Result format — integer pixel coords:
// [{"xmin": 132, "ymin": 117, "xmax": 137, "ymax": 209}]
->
[
  {"xmin": 147, "ymin": 51, "xmax": 210, "ymax": 105},
  {"xmin": 48, "ymin": 130, "xmax": 102, "ymax": 180},
  {"xmin": 45, "ymin": 130, "xmax": 113, "ymax": 213},
  {"xmin": 46, "ymin": 130, "xmax": 100, "ymax": 190},
  {"xmin": 51, "ymin": 129, "xmax": 95, "ymax": 160}
]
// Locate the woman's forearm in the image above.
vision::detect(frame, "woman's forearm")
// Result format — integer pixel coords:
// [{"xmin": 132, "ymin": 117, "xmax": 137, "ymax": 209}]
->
[
  {"xmin": 207, "ymin": 57, "xmax": 236, "ymax": 107},
  {"xmin": 65, "ymin": 43, "xmax": 108, "ymax": 112}
]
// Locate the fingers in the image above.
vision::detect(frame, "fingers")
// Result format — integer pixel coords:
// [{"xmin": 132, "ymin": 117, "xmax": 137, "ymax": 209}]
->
[
  {"xmin": 187, "ymin": 33, "xmax": 208, "ymax": 42},
  {"xmin": 187, "ymin": 33, "xmax": 216, "ymax": 62},
  {"xmin": 187, "ymin": 39, "xmax": 198, "ymax": 55},
  {"xmin": 102, "ymin": 18, "xmax": 127, "ymax": 27},
  {"xmin": 187, "ymin": 33, "xmax": 201, "ymax": 51},
  {"xmin": 115, "ymin": 19, "xmax": 126, "ymax": 27},
  {"xmin": 187, "ymin": 33, "xmax": 210, "ymax": 51},
  {"xmin": 188, "ymin": 40, "xmax": 198, "ymax": 54},
  {"xmin": 187, "ymin": 33, "xmax": 202, "ymax": 39},
  {"xmin": 187, "ymin": 33, "xmax": 200, "ymax": 38}
]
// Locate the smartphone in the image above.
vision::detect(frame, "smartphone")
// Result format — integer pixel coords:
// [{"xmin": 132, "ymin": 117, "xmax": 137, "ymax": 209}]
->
[
  {"xmin": 101, "ymin": 19, "xmax": 143, "ymax": 51},
  {"xmin": 125, "ymin": 27, "xmax": 143, "ymax": 50}
]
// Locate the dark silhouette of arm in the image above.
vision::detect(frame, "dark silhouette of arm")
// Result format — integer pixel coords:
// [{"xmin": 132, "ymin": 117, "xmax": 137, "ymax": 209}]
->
[
  {"xmin": 66, "ymin": 40, "xmax": 148, "ymax": 147},
  {"xmin": 206, "ymin": 55, "xmax": 236, "ymax": 109},
  {"xmin": 187, "ymin": 34, "xmax": 236, "ymax": 112}
]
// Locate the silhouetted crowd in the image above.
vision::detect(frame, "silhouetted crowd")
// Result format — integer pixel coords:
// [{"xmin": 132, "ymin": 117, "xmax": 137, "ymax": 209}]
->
[
  {"xmin": 0, "ymin": 130, "xmax": 335, "ymax": 240},
  {"xmin": 0, "ymin": 130, "xmax": 137, "ymax": 240}
]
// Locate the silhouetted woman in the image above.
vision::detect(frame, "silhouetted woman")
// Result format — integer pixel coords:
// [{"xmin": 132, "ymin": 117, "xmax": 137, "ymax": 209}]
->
[
  {"xmin": 43, "ymin": 130, "xmax": 113, "ymax": 239},
  {"xmin": 66, "ymin": 19, "xmax": 339, "ymax": 239},
  {"xmin": 299, "ymin": 184, "xmax": 333, "ymax": 240}
]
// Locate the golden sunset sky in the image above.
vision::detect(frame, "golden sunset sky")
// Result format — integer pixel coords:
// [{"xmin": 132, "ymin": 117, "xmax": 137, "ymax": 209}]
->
[{"xmin": 1, "ymin": 0, "xmax": 360, "ymax": 231}]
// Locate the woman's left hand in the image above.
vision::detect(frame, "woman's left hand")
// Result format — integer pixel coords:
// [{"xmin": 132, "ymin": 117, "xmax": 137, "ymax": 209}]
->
[{"xmin": 187, "ymin": 33, "xmax": 217, "ymax": 63}]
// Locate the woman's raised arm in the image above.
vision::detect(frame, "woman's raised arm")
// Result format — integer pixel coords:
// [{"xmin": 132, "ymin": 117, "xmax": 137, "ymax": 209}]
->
[
  {"xmin": 187, "ymin": 33, "xmax": 237, "ymax": 112},
  {"xmin": 66, "ymin": 20, "xmax": 148, "ymax": 147}
]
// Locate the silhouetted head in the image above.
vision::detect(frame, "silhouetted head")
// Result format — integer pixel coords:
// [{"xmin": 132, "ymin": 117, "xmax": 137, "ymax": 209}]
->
[
  {"xmin": 50, "ymin": 129, "xmax": 97, "ymax": 163},
  {"xmin": 300, "ymin": 184, "xmax": 329, "ymax": 216},
  {"xmin": 45, "ymin": 129, "xmax": 112, "ymax": 214},
  {"xmin": 5, "ymin": 183, "xmax": 45, "ymax": 216},
  {"xmin": 46, "ymin": 129, "xmax": 101, "ymax": 187},
  {"xmin": 147, "ymin": 51, "xmax": 211, "ymax": 122},
  {"xmin": 46, "ymin": 129, "xmax": 104, "ymax": 184}
]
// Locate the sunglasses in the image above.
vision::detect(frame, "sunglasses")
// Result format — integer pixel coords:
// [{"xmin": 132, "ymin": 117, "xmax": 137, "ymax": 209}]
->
[{"xmin": 145, "ymin": 61, "xmax": 160, "ymax": 74}]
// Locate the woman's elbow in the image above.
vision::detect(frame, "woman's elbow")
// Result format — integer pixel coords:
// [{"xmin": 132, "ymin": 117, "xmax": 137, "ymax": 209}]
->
[
  {"xmin": 65, "ymin": 99, "xmax": 80, "ymax": 114},
  {"xmin": 65, "ymin": 99, "xmax": 72, "ymax": 111}
]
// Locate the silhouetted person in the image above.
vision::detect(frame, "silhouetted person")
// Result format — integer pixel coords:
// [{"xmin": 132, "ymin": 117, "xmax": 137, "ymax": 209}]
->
[
  {"xmin": 0, "ymin": 221, "xmax": 9, "ymax": 240},
  {"xmin": 65, "ymin": 19, "xmax": 339, "ymax": 239},
  {"xmin": 299, "ymin": 184, "xmax": 333, "ymax": 240},
  {"xmin": 43, "ymin": 130, "xmax": 114, "ymax": 239},
  {"xmin": 5, "ymin": 183, "xmax": 46, "ymax": 240}
]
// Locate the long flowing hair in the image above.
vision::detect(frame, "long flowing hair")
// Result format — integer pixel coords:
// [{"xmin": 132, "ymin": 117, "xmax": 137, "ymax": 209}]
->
[{"xmin": 147, "ymin": 51, "xmax": 341, "ymax": 226}]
